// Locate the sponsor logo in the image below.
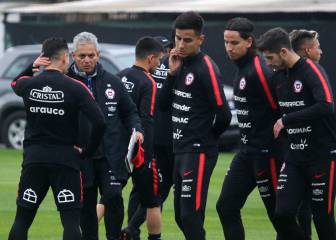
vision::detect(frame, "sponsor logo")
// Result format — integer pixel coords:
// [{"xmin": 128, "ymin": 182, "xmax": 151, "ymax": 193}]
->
[
  {"xmin": 182, "ymin": 179, "xmax": 193, "ymax": 183},
  {"xmin": 287, "ymin": 126, "xmax": 312, "ymax": 135},
  {"xmin": 239, "ymin": 77, "xmax": 246, "ymax": 90},
  {"xmin": 241, "ymin": 134, "xmax": 248, "ymax": 144},
  {"xmin": 105, "ymin": 88, "xmax": 115, "ymax": 99},
  {"xmin": 107, "ymin": 106, "xmax": 116, "ymax": 112},
  {"xmin": 258, "ymin": 186, "xmax": 269, "ymax": 193},
  {"xmin": 256, "ymin": 179, "xmax": 269, "ymax": 184},
  {"xmin": 185, "ymin": 73, "xmax": 194, "ymax": 85},
  {"xmin": 30, "ymin": 107, "xmax": 65, "ymax": 116},
  {"xmin": 57, "ymin": 189, "xmax": 75, "ymax": 203},
  {"xmin": 174, "ymin": 89, "xmax": 192, "ymax": 98},
  {"xmin": 312, "ymin": 182, "xmax": 326, "ymax": 186},
  {"xmin": 238, "ymin": 122, "xmax": 252, "ymax": 128},
  {"xmin": 277, "ymin": 185, "xmax": 284, "ymax": 190},
  {"xmin": 183, "ymin": 170, "xmax": 193, "ymax": 177},
  {"xmin": 233, "ymin": 95, "xmax": 247, "ymax": 103},
  {"xmin": 29, "ymin": 86, "xmax": 64, "ymax": 103},
  {"xmin": 173, "ymin": 129, "xmax": 183, "ymax": 140},
  {"xmin": 152, "ymin": 64, "xmax": 169, "ymax": 79},
  {"xmin": 181, "ymin": 194, "xmax": 191, "ymax": 198},
  {"xmin": 313, "ymin": 189, "xmax": 323, "ymax": 196},
  {"xmin": 236, "ymin": 109, "xmax": 249, "ymax": 116},
  {"xmin": 293, "ymin": 80, "xmax": 303, "ymax": 93},
  {"xmin": 105, "ymin": 102, "xmax": 117, "ymax": 105},
  {"xmin": 312, "ymin": 198, "xmax": 324, "ymax": 202},
  {"xmin": 182, "ymin": 185, "xmax": 191, "ymax": 192},
  {"xmin": 290, "ymin": 139, "xmax": 308, "ymax": 150},
  {"xmin": 314, "ymin": 173, "xmax": 325, "ymax": 179},
  {"xmin": 23, "ymin": 188, "xmax": 37, "ymax": 203},
  {"xmin": 279, "ymin": 101, "xmax": 305, "ymax": 107},
  {"xmin": 172, "ymin": 116, "xmax": 189, "ymax": 124},
  {"xmin": 121, "ymin": 76, "xmax": 134, "ymax": 92},
  {"xmin": 172, "ymin": 103, "xmax": 191, "ymax": 112}
]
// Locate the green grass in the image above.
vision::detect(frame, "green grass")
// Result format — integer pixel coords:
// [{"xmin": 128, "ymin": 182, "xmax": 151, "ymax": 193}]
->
[{"xmin": 0, "ymin": 149, "xmax": 280, "ymax": 239}]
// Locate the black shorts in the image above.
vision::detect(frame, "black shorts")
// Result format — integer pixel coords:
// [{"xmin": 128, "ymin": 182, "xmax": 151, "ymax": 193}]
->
[
  {"xmin": 17, "ymin": 164, "xmax": 83, "ymax": 211},
  {"xmin": 132, "ymin": 159, "xmax": 160, "ymax": 208}
]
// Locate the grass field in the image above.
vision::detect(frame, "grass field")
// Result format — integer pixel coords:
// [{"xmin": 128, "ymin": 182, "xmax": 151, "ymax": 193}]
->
[{"xmin": 0, "ymin": 149, "xmax": 283, "ymax": 239}]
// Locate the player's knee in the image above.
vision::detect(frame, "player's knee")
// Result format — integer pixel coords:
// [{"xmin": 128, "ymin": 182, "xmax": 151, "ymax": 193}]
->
[{"xmin": 216, "ymin": 197, "xmax": 236, "ymax": 219}]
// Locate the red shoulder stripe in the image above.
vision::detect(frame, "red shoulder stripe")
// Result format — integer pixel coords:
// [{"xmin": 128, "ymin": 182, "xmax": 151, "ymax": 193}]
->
[
  {"xmin": 11, "ymin": 76, "xmax": 31, "ymax": 87},
  {"xmin": 254, "ymin": 56, "xmax": 277, "ymax": 110},
  {"xmin": 203, "ymin": 55, "xmax": 223, "ymax": 106},
  {"xmin": 306, "ymin": 59, "xmax": 332, "ymax": 103},
  {"xmin": 144, "ymin": 72, "xmax": 157, "ymax": 116}
]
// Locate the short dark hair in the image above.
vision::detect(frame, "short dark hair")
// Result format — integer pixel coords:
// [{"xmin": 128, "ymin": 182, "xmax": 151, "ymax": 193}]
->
[
  {"xmin": 289, "ymin": 29, "xmax": 318, "ymax": 52},
  {"xmin": 135, "ymin": 36, "xmax": 164, "ymax": 60},
  {"xmin": 225, "ymin": 17, "xmax": 254, "ymax": 40},
  {"xmin": 257, "ymin": 27, "xmax": 292, "ymax": 53},
  {"xmin": 42, "ymin": 37, "xmax": 68, "ymax": 60},
  {"xmin": 173, "ymin": 11, "xmax": 204, "ymax": 35}
]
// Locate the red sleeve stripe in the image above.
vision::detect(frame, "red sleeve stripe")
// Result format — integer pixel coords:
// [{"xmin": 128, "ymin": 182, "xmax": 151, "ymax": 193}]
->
[
  {"xmin": 144, "ymin": 72, "xmax": 157, "ymax": 116},
  {"xmin": 11, "ymin": 76, "xmax": 31, "ymax": 87},
  {"xmin": 196, "ymin": 153, "xmax": 205, "ymax": 210},
  {"xmin": 254, "ymin": 56, "xmax": 277, "ymax": 110},
  {"xmin": 306, "ymin": 59, "xmax": 332, "ymax": 103},
  {"xmin": 203, "ymin": 55, "xmax": 223, "ymax": 106},
  {"xmin": 67, "ymin": 76, "xmax": 95, "ymax": 99}
]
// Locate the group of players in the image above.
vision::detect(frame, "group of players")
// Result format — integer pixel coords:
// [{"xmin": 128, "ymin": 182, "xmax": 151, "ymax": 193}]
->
[{"xmin": 7, "ymin": 10, "xmax": 336, "ymax": 240}]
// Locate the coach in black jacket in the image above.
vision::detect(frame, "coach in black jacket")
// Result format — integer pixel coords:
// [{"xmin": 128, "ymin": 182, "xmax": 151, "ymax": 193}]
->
[{"xmin": 68, "ymin": 32, "xmax": 143, "ymax": 240}]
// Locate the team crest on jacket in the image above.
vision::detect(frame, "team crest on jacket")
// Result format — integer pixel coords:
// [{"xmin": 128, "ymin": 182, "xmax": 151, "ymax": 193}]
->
[
  {"xmin": 105, "ymin": 88, "xmax": 115, "ymax": 99},
  {"xmin": 293, "ymin": 80, "xmax": 303, "ymax": 93},
  {"xmin": 185, "ymin": 73, "xmax": 194, "ymax": 85},
  {"xmin": 239, "ymin": 77, "xmax": 246, "ymax": 90}
]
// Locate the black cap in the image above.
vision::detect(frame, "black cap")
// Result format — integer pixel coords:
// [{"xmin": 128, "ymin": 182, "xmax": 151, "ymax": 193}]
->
[{"xmin": 154, "ymin": 36, "xmax": 173, "ymax": 48}]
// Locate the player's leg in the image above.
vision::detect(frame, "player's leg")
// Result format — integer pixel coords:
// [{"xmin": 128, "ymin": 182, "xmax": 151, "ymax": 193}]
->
[
  {"xmin": 216, "ymin": 152, "xmax": 256, "ymax": 240},
  {"xmin": 8, "ymin": 165, "xmax": 49, "ymax": 239},
  {"xmin": 178, "ymin": 151, "xmax": 217, "ymax": 240},
  {"xmin": 80, "ymin": 160, "xmax": 99, "ymax": 240},
  {"xmin": 309, "ymin": 159, "xmax": 336, "ymax": 240},
  {"xmin": 254, "ymin": 156, "xmax": 282, "ymax": 237},
  {"xmin": 51, "ymin": 165, "xmax": 83, "ymax": 240},
  {"xmin": 98, "ymin": 158, "xmax": 126, "ymax": 240},
  {"xmin": 274, "ymin": 162, "xmax": 306, "ymax": 240}
]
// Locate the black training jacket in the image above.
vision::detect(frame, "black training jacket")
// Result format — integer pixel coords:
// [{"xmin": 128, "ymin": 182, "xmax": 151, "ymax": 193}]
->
[
  {"xmin": 159, "ymin": 52, "xmax": 232, "ymax": 153},
  {"xmin": 67, "ymin": 63, "xmax": 142, "ymax": 180},
  {"xmin": 117, "ymin": 65, "xmax": 157, "ymax": 163},
  {"xmin": 11, "ymin": 69, "xmax": 105, "ymax": 170},
  {"xmin": 151, "ymin": 56, "xmax": 173, "ymax": 147},
  {"xmin": 233, "ymin": 52, "xmax": 279, "ymax": 151},
  {"xmin": 273, "ymin": 58, "xmax": 336, "ymax": 164}
]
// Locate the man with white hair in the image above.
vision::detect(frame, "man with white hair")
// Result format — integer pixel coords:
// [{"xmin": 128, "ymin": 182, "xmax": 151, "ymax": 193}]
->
[{"xmin": 67, "ymin": 32, "xmax": 143, "ymax": 240}]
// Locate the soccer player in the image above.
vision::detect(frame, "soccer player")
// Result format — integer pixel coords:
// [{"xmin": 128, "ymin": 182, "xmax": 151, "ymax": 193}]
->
[
  {"xmin": 117, "ymin": 36, "xmax": 164, "ymax": 240},
  {"xmin": 8, "ymin": 37, "xmax": 105, "ymax": 240},
  {"xmin": 121, "ymin": 35, "xmax": 174, "ymax": 240},
  {"xmin": 216, "ymin": 17, "xmax": 282, "ymax": 240},
  {"xmin": 289, "ymin": 28, "xmax": 323, "ymax": 240},
  {"xmin": 289, "ymin": 29, "xmax": 322, "ymax": 63},
  {"xmin": 159, "ymin": 12, "xmax": 232, "ymax": 240},
  {"xmin": 67, "ymin": 32, "xmax": 143, "ymax": 240},
  {"xmin": 258, "ymin": 27, "xmax": 336, "ymax": 240}
]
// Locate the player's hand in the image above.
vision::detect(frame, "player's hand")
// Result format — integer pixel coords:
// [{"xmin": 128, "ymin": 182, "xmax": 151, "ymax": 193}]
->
[
  {"xmin": 168, "ymin": 48, "xmax": 182, "ymax": 76},
  {"xmin": 32, "ymin": 53, "xmax": 51, "ymax": 72},
  {"xmin": 73, "ymin": 145, "xmax": 83, "ymax": 154},
  {"xmin": 273, "ymin": 118, "xmax": 284, "ymax": 138},
  {"xmin": 136, "ymin": 132, "xmax": 144, "ymax": 144}
]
